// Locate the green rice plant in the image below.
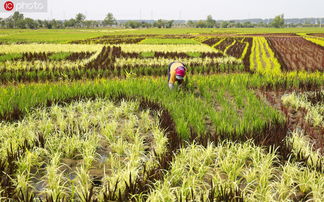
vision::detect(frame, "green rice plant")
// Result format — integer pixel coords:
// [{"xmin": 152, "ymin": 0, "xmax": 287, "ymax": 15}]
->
[
  {"xmin": 194, "ymin": 74, "xmax": 285, "ymax": 139},
  {"xmin": 0, "ymin": 53, "xmax": 22, "ymax": 62},
  {"xmin": 0, "ymin": 74, "xmax": 322, "ymax": 141},
  {"xmin": 139, "ymin": 38, "xmax": 200, "ymax": 45},
  {"xmin": 48, "ymin": 52, "xmax": 72, "ymax": 61},
  {"xmin": 186, "ymin": 52, "xmax": 201, "ymax": 57},
  {"xmin": 140, "ymin": 51, "xmax": 155, "ymax": 58}
]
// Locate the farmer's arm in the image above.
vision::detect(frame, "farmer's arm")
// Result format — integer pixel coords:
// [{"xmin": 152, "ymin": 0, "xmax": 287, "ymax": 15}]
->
[{"xmin": 168, "ymin": 65, "xmax": 177, "ymax": 89}]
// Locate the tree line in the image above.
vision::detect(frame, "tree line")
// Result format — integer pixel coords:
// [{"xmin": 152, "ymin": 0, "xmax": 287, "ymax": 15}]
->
[
  {"xmin": 0, "ymin": 12, "xmax": 291, "ymax": 29},
  {"xmin": 0, "ymin": 12, "xmax": 118, "ymax": 29}
]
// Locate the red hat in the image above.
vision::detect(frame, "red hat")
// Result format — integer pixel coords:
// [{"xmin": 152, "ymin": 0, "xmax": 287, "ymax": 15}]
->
[{"xmin": 175, "ymin": 66, "xmax": 186, "ymax": 80}]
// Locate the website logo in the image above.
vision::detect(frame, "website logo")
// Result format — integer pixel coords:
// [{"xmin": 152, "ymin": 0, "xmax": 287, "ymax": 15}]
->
[
  {"xmin": 1, "ymin": 0, "xmax": 47, "ymax": 13},
  {"xmin": 4, "ymin": 1, "xmax": 14, "ymax": 11}
]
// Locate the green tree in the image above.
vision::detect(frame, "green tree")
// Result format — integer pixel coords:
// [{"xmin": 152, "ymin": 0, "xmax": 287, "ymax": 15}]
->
[
  {"xmin": 84, "ymin": 20, "xmax": 98, "ymax": 28},
  {"xmin": 187, "ymin": 20, "xmax": 196, "ymax": 27},
  {"xmin": 141, "ymin": 21, "xmax": 152, "ymax": 28},
  {"xmin": 235, "ymin": 22, "xmax": 242, "ymax": 28},
  {"xmin": 103, "ymin": 13, "xmax": 117, "ymax": 26},
  {"xmin": 165, "ymin": 20, "xmax": 174, "ymax": 28},
  {"xmin": 257, "ymin": 21, "xmax": 267, "ymax": 28},
  {"xmin": 221, "ymin": 21, "xmax": 229, "ymax": 28},
  {"xmin": 206, "ymin": 15, "xmax": 216, "ymax": 28},
  {"xmin": 24, "ymin": 18, "xmax": 37, "ymax": 29},
  {"xmin": 243, "ymin": 21, "xmax": 254, "ymax": 28},
  {"xmin": 271, "ymin": 14, "xmax": 285, "ymax": 28},
  {"xmin": 12, "ymin": 12, "xmax": 24, "ymax": 22},
  {"xmin": 124, "ymin": 21, "xmax": 141, "ymax": 28},
  {"xmin": 75, "ymin": 13, "xmax": 86, "ymax": 27},
  {"xmin": 12, "ymin": 12, "xmax": 24, "ymax": 28},
  {"xmin": 64, "ymin": 18, "xmax": 77, "ymax": 28},
  {"xmin": 196, "ymin": 20, "xmax": 207, "ymax": 28},
  {"xmin": 153, "ymin": 19, "xmax": 173, "ymax": 28}
]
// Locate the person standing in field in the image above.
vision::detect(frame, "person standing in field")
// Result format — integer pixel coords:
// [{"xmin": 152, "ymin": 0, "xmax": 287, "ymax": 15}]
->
[{"xmin": 168, "ymin": 62, "xmax": 187, "ymax": 89}]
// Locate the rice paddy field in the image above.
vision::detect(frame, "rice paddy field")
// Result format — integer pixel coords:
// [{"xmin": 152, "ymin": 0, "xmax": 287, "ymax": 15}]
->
[{"xmin": 0, "ymin": 28, "xmax": 323, "ymax": 201}]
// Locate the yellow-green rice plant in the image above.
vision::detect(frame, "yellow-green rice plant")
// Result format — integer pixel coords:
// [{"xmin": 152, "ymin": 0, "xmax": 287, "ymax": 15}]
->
[
  {"xmin": 146, "ymin": 141, "xmax": 323, "ymax": 201},
  {"xmin": 287, "ymin": 129, "xmax": 323, "ymax": 169},
  {"xmin": 0, "ymin": 98, "xmax": 168, "ymax": 200},
  {"xmin": 0, "ymin": 44, "xmax": 103, "ymax": 54},
  {"xmin": 250, "ymin": 37, "xmax": 281, "ymax": 76},
  {"xmin": 282, "ymin": 91, "xmax": 324, "ymax": 127},
  {"xmin": 41, "ymin": 153, "xmax": 67, "ymax": 200},
  {"xmin": 119, "ymin": 44, "xmax": 217, "ymax": 53}
]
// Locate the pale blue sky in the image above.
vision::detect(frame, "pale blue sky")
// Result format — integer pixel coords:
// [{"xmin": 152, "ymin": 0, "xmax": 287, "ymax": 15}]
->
[{"xmin": 1, "ymin": 0, "xmax": 323, "ymax": 20}]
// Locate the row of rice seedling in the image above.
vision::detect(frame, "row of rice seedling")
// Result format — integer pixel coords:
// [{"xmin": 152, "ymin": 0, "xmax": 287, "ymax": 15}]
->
[
  {"xmin": 266, "ymin": 37, "xmax": 324, "ymax": 72},
  {"xmin": 0, "ymin": 53, "xmax": 23, "ymax": 62},
  {"xmin": 1, "ymin": 74, "xmax": 321, "ymax": 142},
  {"xmin": 281, "ymin": 91, "xmax": 324, "ymax": 127},
  {"xmin": 249, "ymin": 37, "xmax": 322, "ymax": 81},
  {"xmin": 70, "ymin": 34, "xmax": 196, "ymax": 45},
  {"xmin": 0, "ymin": 62, "xmax": 242, "ymax": 84},
  {"xmin": 190, "ymin": 75, "xmax": 285, "ymax": 143},
  {"xmin": 201, "ymin": 37, "xmax": 223, "ymax": 46},
  {"xmin": 215, "ymin": 38, "xmax": 236, "ymax": 52},
  {"xmin": 71, "ymin": 35, "xmax": 146, "ymax": 44},
  {"xmin": 0, "ymin": 44, "xmax": 103, "ymax": 53},
  {"xmin": 241, "ymin": 37, "xmax": 253, "ymax": 71},
  {"xmin": 0, "ymin": 45, "xmax": 244, "ymax": 83},
  {"xmin": 0, "ymin": 60, "xmax": 88, "ymax": 71},
  {"xmin": 0, "ymin": 76, "xmax": 321, "ymax": 200},
  {"xmin": 117, "ymin": 51, "xmax": 223, "ymax": 59},
  {"xmin": 225, "ymin": 38, "xmax": 252, "ymax": 59},
  {"xmin": 139, "ymin": 38, "xmax": 200, "ymax": 44},
  {"xmin": 303, "ymin": 35, "xmax": 324, "ymax": 47},
  {"xmin": 17, "ymin": 52, "xmax": 93, "ymax": 61},
  {"xmin": 286, "ymin": 129, "xmax": 323, "ymax": 171},
  {"xmin": 258, "ymin": 88, "xmax": 324, "ymax": 157},
  {"xmin": 200, "ymin": 37, "xmax": 253, "ymax": 71},
  {"xmin": 114, "ymin": 57, "xmax": 241, "ymax": 68},
  {"xmin": 144, "ymin": 141, "xmax": 324, "ymax": 201},
  {"xmin": 0, "ymin": 99, "xmax": 169, "ymax": 200},
  {"xmin": 250, "ymin": 37, "xmax": 282, "ymax": 75},
  {"xmin": 119, "ymin": 44, "xmax": 217, "ymax": 53}
]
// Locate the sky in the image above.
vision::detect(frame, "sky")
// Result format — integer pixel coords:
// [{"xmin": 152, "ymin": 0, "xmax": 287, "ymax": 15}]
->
[{"xmin": 0, "ymin": 0, "xmax": 323, "ymax": 20}]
